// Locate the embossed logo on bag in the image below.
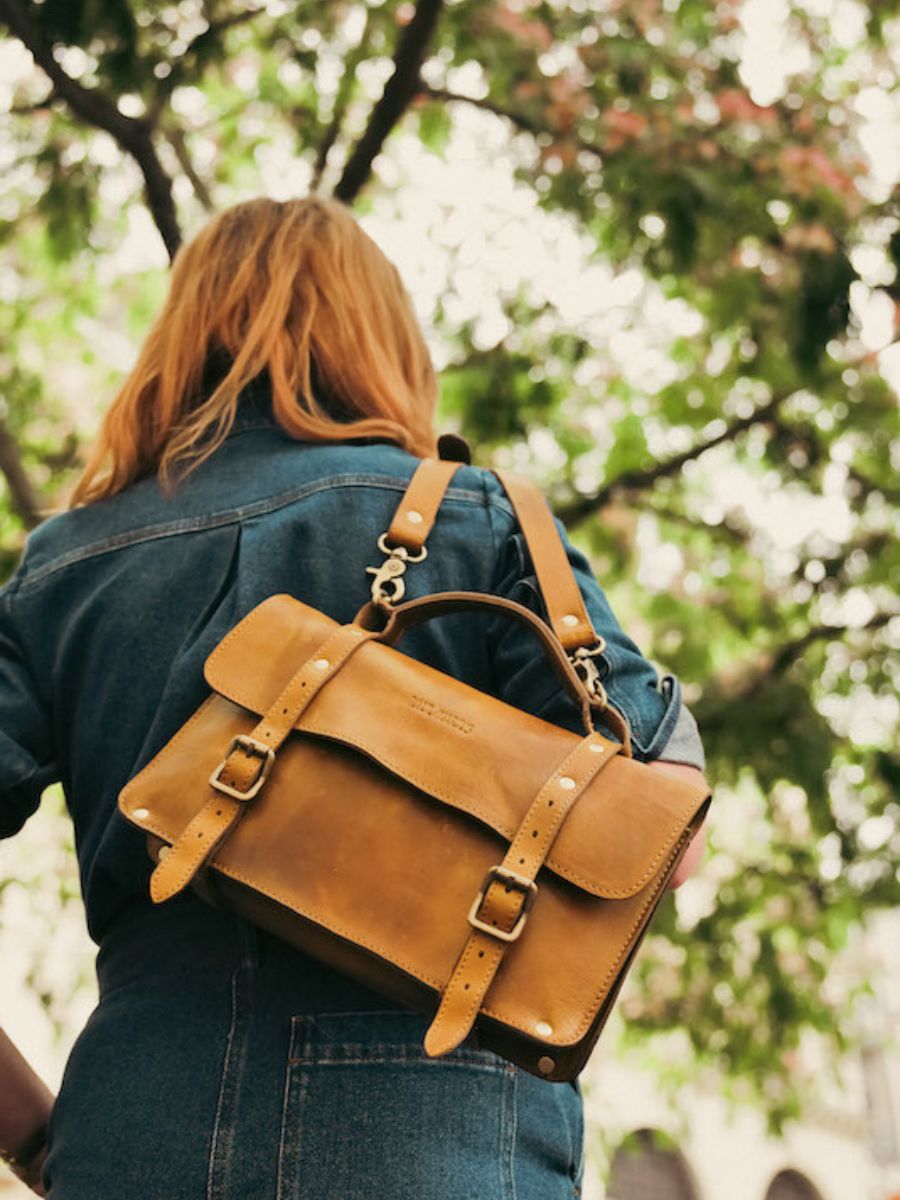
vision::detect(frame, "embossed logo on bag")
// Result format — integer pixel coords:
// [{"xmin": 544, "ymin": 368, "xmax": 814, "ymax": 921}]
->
[{"xmin": 409, "ymin": 694, "xmax": 474, "ymax": 735}]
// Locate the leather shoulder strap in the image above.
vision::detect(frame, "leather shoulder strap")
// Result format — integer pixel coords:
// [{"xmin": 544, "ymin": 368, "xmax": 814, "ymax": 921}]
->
[
  {"xmin": 491, "ymin": 468, "xmax": 598, "ymax": 653},
  {"xmin": 383, "ymin": 458, "xmax": 632, "ymax": 756},
  {"xmin": 385, "ymin": 458, "xmax": 463, "ymax": 552}
]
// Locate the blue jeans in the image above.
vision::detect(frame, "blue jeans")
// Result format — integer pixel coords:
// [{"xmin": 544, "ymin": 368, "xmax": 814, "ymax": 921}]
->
[{"xmin": 44, "ymin": 894, "xmax": 585, "ymax": 1198}]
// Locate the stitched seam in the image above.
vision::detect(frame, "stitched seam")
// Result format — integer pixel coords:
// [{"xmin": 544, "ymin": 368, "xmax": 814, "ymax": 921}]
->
[
  {"xmin": 437, "ymin": 742, "xmax": 614, "ymax": 1040},
  {"xmin": 154, "ymin": 804, "xmax": 238, "ymax": 898},
  {"xmin": 511, "ymin": 742, "xmax": 613, "ymax": 869},
  {"xmin": 286, "ymin": 718, "xmax": 698, "ymax": 896},
  {"xmin": 275, "ymin": 1021, "xmax": 298, "ymax": 1200},
  {"xmin": 286, "ymin": 1053, "xmax": 510, "ymax": 1070},
  {"xmin": 18, "ymin": 476, "xmax": 514, "ymax": 590},
  {"xmin": 150, "ymin": 627, "xmax": 368, "ymax": 896},
  {"xmin": 277, "ymin": 1025, "xmax": 309, "ymax": 1200},
  {"xmin": 437, "ymin": 936, "xmax": 504, "ymax": 1044},
  {"xmin": 200, "ymin": 607, "xmax": 702, "ymax": 896},
  {"xmin": 504, "ymin": 1063, "xmax": 518, "ymax": 1200},
  {"xmin": 130, "ymin": 803, "xmax": 690, "ymax": 1044},
  {"xmin": 482, "ymin": 830, "xmax": 694, "ymax": 1041},
  {"xmin": 206, "ymin": 963, "xmax": 241, "ymax": 1200},
  {"xmin": 122, "ymin": 693, "xmax": 702, "ymax": 900}
]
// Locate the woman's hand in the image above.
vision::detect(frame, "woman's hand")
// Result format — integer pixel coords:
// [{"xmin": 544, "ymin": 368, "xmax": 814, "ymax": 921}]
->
[
  {"xmin": 646, "ymin": 760, "xmax": 710, "ymax": 889},
  {"xmin": 10, "ymin": 1144, "xmax": 47, "ymax": 1196},
  {"xmin": 0, "ymin": 1029, "xmax": 53, "ymax": 1196}
]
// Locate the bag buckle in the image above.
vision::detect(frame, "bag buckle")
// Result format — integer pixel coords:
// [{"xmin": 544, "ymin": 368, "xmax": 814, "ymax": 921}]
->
[
  {"xmin": 209, "ymin": 734, "xmax": 275, "ymax": 801},
  {"xmin": 467, "ymin": 865, "xmax": 538, "ymax": 943},
  {"xmin": 568, "ymin": 640, "xmax": 608, "ymax": 706}
]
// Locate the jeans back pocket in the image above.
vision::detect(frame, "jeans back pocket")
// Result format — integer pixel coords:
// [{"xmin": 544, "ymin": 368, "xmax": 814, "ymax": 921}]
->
[{"xmin": 276, "ymin": 1009, "xmax": 517, "ymax": 1200}]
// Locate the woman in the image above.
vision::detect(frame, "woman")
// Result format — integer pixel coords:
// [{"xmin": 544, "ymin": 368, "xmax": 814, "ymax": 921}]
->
[{"xmin": 0, "ymin": 195, "xmax": 708, "ymax": 1199}]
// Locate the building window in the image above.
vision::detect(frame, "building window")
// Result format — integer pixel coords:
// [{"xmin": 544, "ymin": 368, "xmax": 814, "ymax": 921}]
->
[
  {"xmin": 607, "ymin": 1128, "xmax": 698, "ymax": 1200},
  {"xmin": 764, "ymin": 1169, "xmax": 824, "ymax": 1200}
]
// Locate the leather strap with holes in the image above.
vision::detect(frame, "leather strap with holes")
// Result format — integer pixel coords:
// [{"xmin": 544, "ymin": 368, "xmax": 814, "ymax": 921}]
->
[
  {"xmin": 492, "ymin": 468, "xmax": 600, "ymax": 654},
  {"xmin": 422, "ymin": 730, "xmax": 623, "ymax": 1057},
  {"xmin": 149, "ymin": 623, "xmax": 377, "ymax": 903},
  {"xmin": 384, "ymin": 458, "xmax": 463, "ymax": 551}
]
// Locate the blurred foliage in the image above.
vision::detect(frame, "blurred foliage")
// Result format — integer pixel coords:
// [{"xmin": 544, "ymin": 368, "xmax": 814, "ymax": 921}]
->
[{"xmin": 1, "ymin": 0, "xmax": 899, "ymax": 1138}]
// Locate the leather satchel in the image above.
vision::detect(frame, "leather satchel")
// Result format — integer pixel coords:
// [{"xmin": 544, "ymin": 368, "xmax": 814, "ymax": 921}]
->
[{"xmin": 119, "ymin": 450, "xmax": 711, "ymax": 1082}]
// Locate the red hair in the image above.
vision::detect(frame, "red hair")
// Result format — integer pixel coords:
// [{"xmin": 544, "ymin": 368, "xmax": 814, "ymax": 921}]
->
[{"xmin": 70, "ymin": 196, "xmax": 438, "ymax": 505}]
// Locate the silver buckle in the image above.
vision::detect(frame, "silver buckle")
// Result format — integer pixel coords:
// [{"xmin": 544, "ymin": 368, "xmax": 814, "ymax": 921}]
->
[
  {"xmin": 209, "ymin": 734, "xmax": 275, "ymax": 801},
  {"xmin": 467, "ymin": 865, "xmax": 538, "ymax": 943}
]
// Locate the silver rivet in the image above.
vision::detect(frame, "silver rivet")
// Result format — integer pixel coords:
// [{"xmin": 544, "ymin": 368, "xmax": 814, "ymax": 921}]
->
[
  {"xmin": 559, "ymin": 776, "xmax": 576, "ymax": 790},
  {"xmin": 313, "ymin": 658, "xmax": 330, "ymax": 671},
  {"xmin": 589, "ymin": 744, "xmax": 604, "ymax": 754},
  {"xmin": 562, "ymin": 614, "xmax": 579, "ymax": 627},
  {"xmin": 133, "ymin": 807, "xmax": 150, "ymax": 820},
  {"xmin": 406, "ymin": 509, "xmax": 423, "ymax": 524},
  {"xmin": 158, "ymin": 846, "xmax": 170, "ymax": 861},
  {"xmin": 537, "ymin": 1055, "xmax": 555, "ymax": 1075},
  {"xmin": 535, "ymin": 1020, "xmax": 554, "ymax": 1037}
]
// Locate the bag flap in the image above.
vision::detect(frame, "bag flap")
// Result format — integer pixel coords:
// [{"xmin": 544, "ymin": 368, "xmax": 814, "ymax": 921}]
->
[{"xmin": 204, "ymin": 595, "xmax": 709, "ymax": 900}]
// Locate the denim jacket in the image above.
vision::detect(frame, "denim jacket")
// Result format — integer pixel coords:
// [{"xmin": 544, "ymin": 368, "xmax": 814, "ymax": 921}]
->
[{"xmin": 0, "ymin": 386, "xmax": 705, "ymax": 942}]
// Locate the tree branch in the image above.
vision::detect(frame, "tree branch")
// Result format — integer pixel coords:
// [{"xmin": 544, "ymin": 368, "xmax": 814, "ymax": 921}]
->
[
  {"xmin": 311, "ymin": 7, "xmax": 375, "ymax": 193},
  {"xmin": 421, "ymin": 84, "xmax": 608, "ymax": 160},
  {"xmin": 165, "ymin": 124, "xmax": 215, "ymax": 212},
  {"xmin": 421, "ymin": 84, "xmax": 543, "ymax": 138},
  {"xmin": 0, "ymin": 419, "xmax": 42, "ymax": 529},
  {"xmin": 557, "ymin": 390, "xmax": 790, "ymax": 525},
  {"xmin": 0, "ymin": 0, "xmax": 182, "ymax": 259},
  {"xmin": 700, "ymin": 610, "xmax": 896, "ymax": 715},
  {"xmin": 768, "ymin": 611, "xmax": 895, "ymax": 677},
  {"xmin": 333, "ymin": 0, "xmax": 444, "ymax": 204},
  {"xmin": 146, "ymin": 6, "xmax": 267, "ymax": 126}
]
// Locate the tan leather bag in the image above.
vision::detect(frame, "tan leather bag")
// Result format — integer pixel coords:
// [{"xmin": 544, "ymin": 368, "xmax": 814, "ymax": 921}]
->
[{"xmin": 119, "ymin": 452, "xmax": 710, "ymax": 1082}]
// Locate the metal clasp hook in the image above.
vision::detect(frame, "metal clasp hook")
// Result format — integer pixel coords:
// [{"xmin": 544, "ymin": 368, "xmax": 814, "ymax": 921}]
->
[
  {"xmin": 365, "ymin": 533, "xmax": 428, "ymax": 608},
  {"xmin": 568, "ymin": 640, "xmax": 608, "ymax": 707}
]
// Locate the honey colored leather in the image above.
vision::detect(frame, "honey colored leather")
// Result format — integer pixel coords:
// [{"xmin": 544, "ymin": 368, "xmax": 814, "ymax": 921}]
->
[
  {"xmin": 120, "ymin": 591, "xmax": 710, "ymax": 1080},
  {"xmin": 119, "ymin": 455, "xmax": 711, "ymax": 1080},
  {"xmin": 149, "ymin": 621, "xmax": 378, "ymax": 904},
  {"xmin": 491, "ymin": 468, "xmax": 600, "ymax": 653},
  {"xmin": 349, "ymin": 590, "xmax": 630, "ymax": 747},
  {"xmin": 385, "ymin": 457, "xmax": 462, "ymax": 550},
  {"xmin": 422, "ymin": 731, "xmax": 623, "ymax": 1056},
  {"xmin": 203, "ymin": 596, "xmax": 684, "ymax": 899}
]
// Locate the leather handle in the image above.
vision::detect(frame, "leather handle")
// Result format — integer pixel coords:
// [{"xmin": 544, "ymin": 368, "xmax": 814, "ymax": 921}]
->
[{"xmin": 363, "ymin": 590, "xmax": 630, "ymax": 748}]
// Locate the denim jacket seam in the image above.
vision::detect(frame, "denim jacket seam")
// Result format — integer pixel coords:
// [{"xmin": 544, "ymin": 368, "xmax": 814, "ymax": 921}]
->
[{"xmin": 17, "ymin": 476, "xmax": 512, "ymax": 593}]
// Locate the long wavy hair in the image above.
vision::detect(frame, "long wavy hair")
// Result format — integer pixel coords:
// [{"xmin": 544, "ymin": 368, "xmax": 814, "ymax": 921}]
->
[{"xmin": 70, "ymin": 196, "xmax": 439, "ymax": 505}]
